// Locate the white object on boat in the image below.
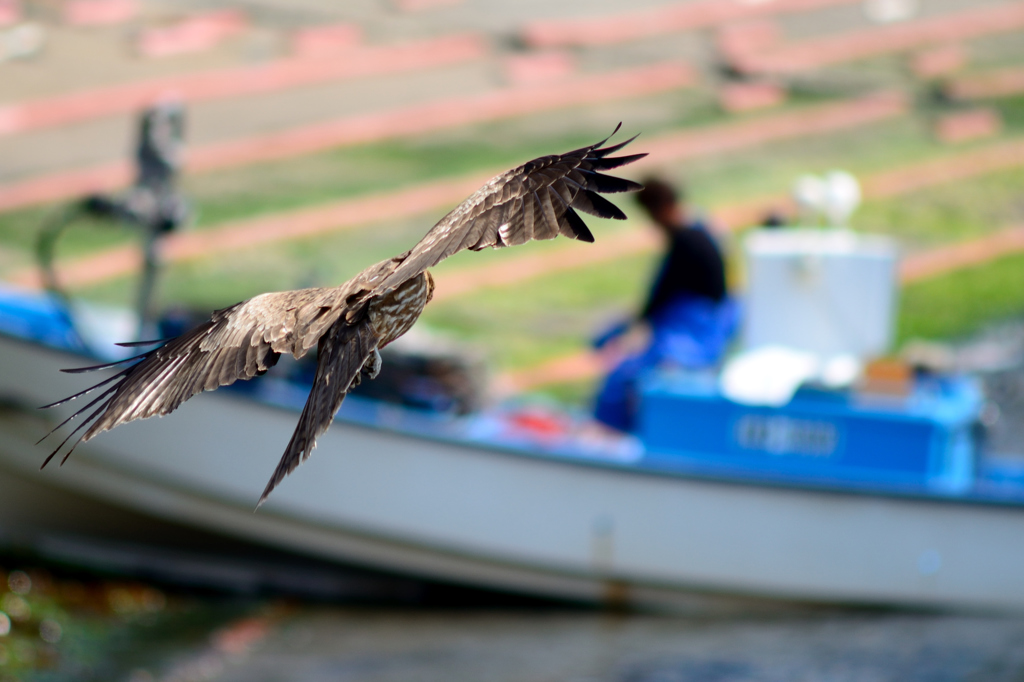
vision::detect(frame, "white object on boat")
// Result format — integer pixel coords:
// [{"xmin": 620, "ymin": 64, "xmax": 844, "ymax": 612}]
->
[
  {"xmin": 792, "ymin": 174, "xmax": 825, "ymax": 225},
  {"xmin": 720, "ymin": 346, "xmax": 819, "ymax": 406},
  {"xmin": 821, "ymin": 170, "xmax": 862, "ymax": 227},
  {"xmin": 743, "ymin": 228, "xmax": 899, "ymax": 360},
  {"xmin": 820, "ymin": 353, "xmax": 861, "ymax": 388},
  {"xmin": 791, "ymin": 171, "xmax": 862, "ymax": 227},
  {"xmin": 720, "ymin": 346, "xmax": 864, "ymax": 406}
]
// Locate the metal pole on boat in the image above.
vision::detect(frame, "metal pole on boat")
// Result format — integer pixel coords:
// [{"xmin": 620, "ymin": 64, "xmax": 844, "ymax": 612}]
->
[{"xmin": 33, "ymin": 100, "xmax": 190, "ymax": 344}]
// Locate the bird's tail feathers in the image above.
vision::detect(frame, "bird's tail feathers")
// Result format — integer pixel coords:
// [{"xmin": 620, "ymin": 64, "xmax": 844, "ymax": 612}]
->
[{"xmin": 255, "ymin": 319, "xmax": 381, "ymax": 509}]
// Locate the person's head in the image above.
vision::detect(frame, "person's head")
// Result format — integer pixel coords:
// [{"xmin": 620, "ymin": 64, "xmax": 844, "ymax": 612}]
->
[{"xmin": 637, "ymin": 178, "xmax": 685, "ymax": 233}]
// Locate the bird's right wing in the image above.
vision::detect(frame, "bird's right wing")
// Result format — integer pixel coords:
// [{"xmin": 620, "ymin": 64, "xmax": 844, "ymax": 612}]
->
[
  {"xmin": 40, "ymin": 286, "xmax": 349, "ymax": 467},
  {"xmin": 257, "ymin": 315, "xmax": 381, "ymax": 507},
  {"xmin": 372, "ymin": 125, "xmax": 645, "ymax": 296}
]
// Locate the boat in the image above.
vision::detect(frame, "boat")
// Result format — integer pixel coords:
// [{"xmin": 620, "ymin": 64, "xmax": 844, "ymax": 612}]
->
[{"xmin": 1, "ymin": 227, "xmax": 1023, "ymax": 613}]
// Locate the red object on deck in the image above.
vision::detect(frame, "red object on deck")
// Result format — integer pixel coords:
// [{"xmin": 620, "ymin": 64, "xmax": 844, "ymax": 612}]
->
[{"xmin": 506, "ymin": 409, "xmax": 572, "ymax": 441}]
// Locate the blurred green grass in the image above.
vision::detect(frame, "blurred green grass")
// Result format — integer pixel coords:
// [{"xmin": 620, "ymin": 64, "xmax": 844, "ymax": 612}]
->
[
  {"xmin": 990, "ymin": 93, "xmax": 1024, "ymax": 131},
  {"xmin": 898, "ymin": 252, "xmax": 1024, "ymax": 343},
  {"xmin": 856, "ymin": 165, "xmax": 1024, "ymax": 247}
]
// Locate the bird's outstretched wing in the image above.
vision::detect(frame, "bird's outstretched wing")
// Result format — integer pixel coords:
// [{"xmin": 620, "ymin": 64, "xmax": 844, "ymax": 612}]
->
[
  {"xmin": 372, "ymin": 124, "xmax": 645, "ymax": 296},
  {"xmin": 257, "ymin": 315, "xmax": 380, "ymax": 507},
  {"xmin": 39, "ymin": 286, "xmax": 352, "ymax": 467}
]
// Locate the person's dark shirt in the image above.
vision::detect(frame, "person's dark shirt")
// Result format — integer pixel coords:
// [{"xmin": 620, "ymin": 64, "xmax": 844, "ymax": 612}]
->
[{"xmin": 640, "ymin": 222, "xmax": 726, "ymax": 321}]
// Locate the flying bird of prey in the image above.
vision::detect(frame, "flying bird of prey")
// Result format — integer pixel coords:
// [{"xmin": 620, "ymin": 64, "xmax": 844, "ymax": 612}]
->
[{"xmin": 40, "ymin": 126, "xmax": 645, "ymax": 506}]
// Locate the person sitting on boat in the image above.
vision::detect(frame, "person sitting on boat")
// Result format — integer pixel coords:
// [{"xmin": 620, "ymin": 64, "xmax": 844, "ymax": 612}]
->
[{"xmin": 592, "ymin": 178, "xmax": 739, "ymax": 432}]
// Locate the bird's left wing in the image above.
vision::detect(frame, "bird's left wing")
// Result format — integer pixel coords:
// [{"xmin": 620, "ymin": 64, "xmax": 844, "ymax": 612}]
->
[
  {"xmin": 39, "ymin": 286, "xmax": 350, "ymax": 467},
  {"xmin": 371, "ymin": 125, "xmax": 645, "ymax": 296}
]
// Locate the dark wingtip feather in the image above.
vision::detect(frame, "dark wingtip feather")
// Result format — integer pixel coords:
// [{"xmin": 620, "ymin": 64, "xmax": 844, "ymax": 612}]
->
[
  {"xmin": 38, "ymin": 372, "xmax": 125, "ymax": 465},
  {"xmin": 41, "ymin": 430, "xmax": 80, "ymax": 469},
  {"xmin": 592, "ymin": 132, "xmax": 640, "ymax": 158},
  {"xmin": 40, "ymin": 449, "xmax": 59, "ymax": 469},
  {"xmin": 581, "ymin": 122, "xmax": 624, "ymax": 155},
  {"xmin": 60, "ymin": 354, "xmax": 145, "ymax": 374},
  {"xmin": 579, "ymin": 169, "xmax": 644, "ymax": 194},
  {"xmin": 590, "ymin": 153, "xmax": 648, "ymax": 171},
  {"xmin": 561, "ymin": 207, "xmax": 595, "ymax": 243},
  {"xmin": 38, "ymin": 400, "xmax": 108, "ymax": 465},
  {"xmin": 40, "ymin": 429, "xmax": 82, "ymax": 469},
  {"xmin": 574, "ymin": 190, "xmax": 628, "ymax": 220},
  {"xmin": 597, "ymin": 122, "xmax": 623, "ymax": 146},
  {"xmin": 116, "ymin": 338, "xmax": 167, "ymax": 348},
  {"xmin": 39, "ymin": 372, "xmax": 125, "ymax": 410},
  {"xmin": 560, "ymin": 122, "xmax": 626, "ymax": 159}
]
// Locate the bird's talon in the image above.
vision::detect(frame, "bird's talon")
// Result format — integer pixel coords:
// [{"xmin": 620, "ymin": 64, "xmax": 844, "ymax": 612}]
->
[{"xmin": 365, "ymin": 349, "xmax": 382, "ymax": 380}]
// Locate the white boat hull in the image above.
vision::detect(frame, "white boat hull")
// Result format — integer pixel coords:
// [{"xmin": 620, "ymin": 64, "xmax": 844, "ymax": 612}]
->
[{"xmin": 2, "ymin": 333, "xmax": 1023, "ymax": 612}]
